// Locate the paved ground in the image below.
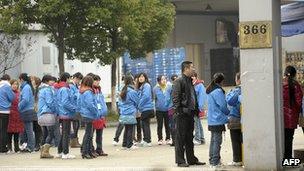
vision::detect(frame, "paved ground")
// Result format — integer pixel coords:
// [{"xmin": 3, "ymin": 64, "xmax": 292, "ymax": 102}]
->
[{"xmin": 0, "ymin": 119, "xmax": 303, "ymax": 171}]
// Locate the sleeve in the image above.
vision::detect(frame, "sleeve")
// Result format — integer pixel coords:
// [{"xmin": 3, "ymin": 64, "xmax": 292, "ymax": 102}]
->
[
  {"xmin": 153, "ymin": 87, "xmax": 157, "ymax": 102},
  {"xmin": 197, "ymin": 84, "xmax": 206, "ymax": 112},
  {"xmin": 5, "ymin": 86, "xmax": 15, "ymax": 103},
  {"xmin": 226, "ymin": 88, "xmax": 241, "ymax": 106},
  {"xmin": 61, "ymin": 88, "xmax": 76, "ymax": 112},
  {"xmin": 172, "ymin": 80, "xmax": 182, "ymax": 114},
  {"xmin": 138, "ymin": 84, "xmax": 152, "ymax": 109},
  {"xmin": 84, "ymin": 92, "xmax": 99, "ymax": 118},
  {"xmin": 214, "ymin": 89, "xmax": 230, "ymax": 115},
  {"xmin": 100, "ymin": 93, "xmax": 108, "ymax": 116},
  {"xmin": 129, "ymin": 90, "xmax": 140, "ymax": 108},
  {"xmin": 45, "ymin": 88, "xmax": 56, "ymax": 112},
  {"xmin": 18, "ymin": 86, "xmax": 31, "ymax": 111}
]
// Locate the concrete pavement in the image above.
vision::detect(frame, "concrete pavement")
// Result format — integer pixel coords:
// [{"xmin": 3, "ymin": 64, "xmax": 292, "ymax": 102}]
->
[{"xmin": 0, "ymin": 119, "xmax": 303, "ymax": 171}]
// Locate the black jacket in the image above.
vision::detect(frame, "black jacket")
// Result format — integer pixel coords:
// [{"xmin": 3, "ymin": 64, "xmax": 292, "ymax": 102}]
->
[{"xmin": 172, "ymin": 74, "xmax": 199, "ymax": 117}]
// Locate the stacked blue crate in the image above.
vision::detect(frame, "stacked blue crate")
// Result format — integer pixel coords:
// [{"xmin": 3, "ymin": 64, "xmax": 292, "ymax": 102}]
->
[{"xmin": 122, "ymin": 47, "xmax": 185, "ymax": 87}]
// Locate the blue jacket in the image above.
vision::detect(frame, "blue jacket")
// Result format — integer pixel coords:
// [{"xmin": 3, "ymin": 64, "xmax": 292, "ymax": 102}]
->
[
  {"xmin": 226, "ymin": 86, "xmax": 241, "ymax": 118},
  {"xmin": 37, "ymin": 84, "xmax": 56, "ymax": 117},
  {"xmin": 138, "ymin": 83, "xmax": 154, "ymax": 113},
  {"xmin": 118, "ymin": 86, "xmax": 139, "ymax": 116},
  {"xmin": 153, "ymin": 84, "xmax": 171, "ymax": 112},
  {"xmin": 19, "ymin": 82, "xmax": 35, "ymax": 113},
  {"xmin": 207, "ymin": 86, "xmax": 230, "ymax": 126},
  {"xmin": 78, "ymin": 89, "xmax": 100, "ymax": 120},
  {"xmin": 94, "ymin": 87, "xmax": 108, "ymax": 117},
  {"xmin": 69, "ymin": 82, "xmax": 79, "ymax": 114},
  {"xmin": 194, "ymin": 81, "xmax": 207, "ymax": 112},
  {"xmin": 0, "ymin": 81, "xmax": 15, "ymax": 112},
  {"xmin": 55, "ymin": 85, "xmax": 76, "ymax": 118}
]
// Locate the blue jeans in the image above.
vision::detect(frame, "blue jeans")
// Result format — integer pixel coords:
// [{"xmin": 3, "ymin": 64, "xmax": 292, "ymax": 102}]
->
[
  {"xmin": 194, "ymin": 115, "xmax": 204, "ymax": 141},
  {"xmin": 23, "ymin": 122, "xmax": 35, "ymax": 151},
  {"xmin": 209, "ymin": 131, "xmax": 223, "ymax": 166}
]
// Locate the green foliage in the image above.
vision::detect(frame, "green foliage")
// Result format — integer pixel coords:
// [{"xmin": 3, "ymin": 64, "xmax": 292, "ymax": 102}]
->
[{"xmin": 0, "ymin": 0, "xmax": 175, "ymax": 71}]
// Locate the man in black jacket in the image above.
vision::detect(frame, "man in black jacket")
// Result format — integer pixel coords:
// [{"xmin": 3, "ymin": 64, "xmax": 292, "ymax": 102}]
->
[{"xmin": 172, "ymin": 61, "xmax": 206, "ymax": 167}]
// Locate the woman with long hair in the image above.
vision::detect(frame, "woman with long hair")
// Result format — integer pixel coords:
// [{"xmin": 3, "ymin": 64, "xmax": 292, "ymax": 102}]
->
[
  {"xmin": 54, "ymin": 72, "xmax": 76, "ymax": 159},
  {"xmin": 7, "ymin": 79, "xmax": 23, "ymax": 153},
  {"xmin": 206, "ymin": 73, "xmax": 230, "ymax": 168},
  {"xmin": 137, "ymin": 73, "xmax": 154, "ymax": 147},
  {"xmin": 19, "ymin": 73, "xmax": 36, "ymax": 152},
  {"xmin": 118, "ymin": 75, "xmax": 139, "ymax": 150},
  {"xmin": 283, "ymin": 66, "xmax": 303, "ymax": 159},
  {"xmin": 78, "ymin": 76, "xmax": 100, "ymax": 159}
]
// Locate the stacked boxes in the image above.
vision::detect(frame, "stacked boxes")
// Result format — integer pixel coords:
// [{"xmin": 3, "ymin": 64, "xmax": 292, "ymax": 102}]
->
[{"xmin": 122, "ymin": 47, "xmax": 185, "ymax": 86}]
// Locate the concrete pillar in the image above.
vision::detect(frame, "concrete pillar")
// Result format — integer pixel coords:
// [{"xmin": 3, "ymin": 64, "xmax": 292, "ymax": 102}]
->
[{"xmin": 239, "ymin": 0, "xmax": 284, "ymax": 170}]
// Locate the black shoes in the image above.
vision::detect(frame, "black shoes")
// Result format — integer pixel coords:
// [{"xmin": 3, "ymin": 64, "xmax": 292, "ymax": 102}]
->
[
  {"xmin": 82, "ymin": 154, "xmax": 93, "ymax": 159},
  {"xmin": 177, "ymin": 163, "xmax": 190, "ymax": 167},
  {"xmin": 189, "ymin": 161, "xmax": 206, "ymax": 165}
]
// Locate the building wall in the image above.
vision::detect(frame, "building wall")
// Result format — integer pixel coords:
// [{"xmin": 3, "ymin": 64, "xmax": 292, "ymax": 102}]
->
[
  {"xmin": 5, "ymin": 32, "xmax": 116, "ymax": 99},
  {"xmin": 282, "ymin": 34, "xmax": 304, "ymax": 51},
  {"xmin": 166, "ymin": 14, "xmax": 239, "ymax": 83}
]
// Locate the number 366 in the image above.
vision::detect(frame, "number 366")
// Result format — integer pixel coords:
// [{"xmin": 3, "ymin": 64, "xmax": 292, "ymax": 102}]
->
[{"xmin": 243, "ymin": 24, "xmax": 267, "ymax": 34}]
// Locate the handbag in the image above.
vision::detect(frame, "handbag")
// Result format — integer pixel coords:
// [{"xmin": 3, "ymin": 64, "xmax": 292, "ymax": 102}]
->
[
  {"xmin": 227, "ymin": 116, "xmax": 241, "ymax": 130},
  {"xmin": 119, "ymin": 115, "xmax": 137, "ymax": 125},
  {"xmin": 38, "ymin": 113, "xmax": 56, "ymax": 126}
]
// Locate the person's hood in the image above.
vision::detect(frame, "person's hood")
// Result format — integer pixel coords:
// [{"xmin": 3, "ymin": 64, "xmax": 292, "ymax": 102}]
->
[
  {"xmin": 79, "ymin": 86, "xmax": 93, "ymax": 94},
  {"xmin": 53, "ymin": 81, "xmax": 69, "ymax": 89},
  {"xmin": 38, "ymin": 83, "xmax": 50, "ymax": 90},
  {"xmin": 206, "ymin": 84, "xmax": 225, "ymax": 94},
  {"xmin": 0, "ymin": 80, "xmax": 10, "ymax": 88},
  {"xmin": 193, "ymin": 79, "xmax": 204, "ymax": 86}
]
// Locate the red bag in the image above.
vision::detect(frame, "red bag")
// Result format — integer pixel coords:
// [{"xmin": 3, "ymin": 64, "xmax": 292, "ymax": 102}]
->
[{"xmin": 92, "ymin": 118, "xmax": 106, "ymax": 129}]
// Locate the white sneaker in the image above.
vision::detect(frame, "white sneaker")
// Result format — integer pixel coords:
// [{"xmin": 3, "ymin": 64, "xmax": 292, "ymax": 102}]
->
[
  {"xmin": 6, "ymin": 150, "xmax": 13, "ymax": 154},
  {"xmin": 193, "ymin": 139, "xmax": 201, "ymax": 145},
  {"xmin": 20, "ymin": 143, "xmax": 27, "ymax": 151},
  {"xmin": 127, "ymin": 145, "xmax": 138, "ymax": 150},
  {"xmin": 61, "ymin": 153, "xmax": 76, "ymax": 159},
  {"xmin": 158, "ymin": 140, "xmax": 163, "ymax": 145},
  {"xmin": 143, "ymin": 141, "xmax": 152, "ymax": 147},
  {"xmin": 227, "ymin": 161, "xmax": 242, "ymax": 166},
  {"xmin": 165, "ymin": 139, "xmax": 171, "ymax": 145},
  {"xmin": 112, "ymin": 141, "xmax": 119, "ymax": 146},
  {"xmin": 120, "ymin": 147, "xmax": 127, "ymax": 150},
  {"xmin": 55, "ymin": 153, "xmax": 63, "ymax": 158},
  {"xmin": 210, "ymin": 164, "xmax": 223, "ymax": 169}
]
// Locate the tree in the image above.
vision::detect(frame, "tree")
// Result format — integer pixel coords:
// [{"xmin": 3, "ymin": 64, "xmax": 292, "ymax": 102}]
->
[
  {"xmin": 0, "ymin": 34, "xmax": 34, "ymax": 74},
  {"xmin": 0, "ymin": 0, "xmax": 96, "ymax": 75},
  {"xmin": 68, "ymin": 0, "xmax": 175, "ymax": 111}
]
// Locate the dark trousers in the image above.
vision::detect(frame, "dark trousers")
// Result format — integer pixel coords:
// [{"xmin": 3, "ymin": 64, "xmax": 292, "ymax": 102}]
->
[
  {"xmin": 71, "ymin": 120, "xmax": 80, "ymax": 139},
  {"xmin": 135, "ymin": 117, "xmax": 142, "ymax": 142},
  {"xmin": 96, "ymin": 128, "xmax": 103, "ymax": 151},
  {"xmin": 42, "ymin": 126, "xmax": 55, "ymax": 145},
  {"xmin": 7, "ymin": 133, "xmax": 19, "ymax": 152},
  {"xmin": 156, "ymin": 111, "xmax": 170, "ymax": 141},
  {"xmin": 284, "ymin": 128, "xmax": 295, "ymax": 159},
  {"xmin": 82, "ymin": 121, "xmax": 93, "ymax": 155},
  {"xmin": 33, "ymin": 121, "xmax": 42, "ymax": 148},
  {"xmin": 113, "ymin": 122, "xmax": 124, "ymax": 142},
  {"xmin": 209, "ymin": 131, "xmax": 223, "ymax": 166},
  {"xmin": 123, "ymin": 124, "xmax": 134, "ymax": 148},
  {"xmin": 230, "ymin": 129, "xmax": 242, "ymax": 162},
  {"xmin": 141, "ymin": 116, "xmax": 151, "ymax": 143},
  {"xmin": 175, "ymin": 114, "xmax": 198, "ymax": 164},
  {"xmin": 0, "ymin": 114, "xmax": 9, "ymax": 152},
  {"xmin": 58, "ymin": 119, "xmax": 71, "ymax": 154}
]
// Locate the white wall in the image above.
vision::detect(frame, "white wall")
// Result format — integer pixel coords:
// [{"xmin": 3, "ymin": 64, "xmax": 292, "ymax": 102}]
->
[
  {"xmin": 282, "ymin": 34, "xmax": 304, "ymax": 51},
  {"xmin": 166, "ymin": 14, "xmax": 239, "ymax": 83},
  {"xmin": 5, "ymin": 32, "xmax": 113, "ymax": 98}
]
